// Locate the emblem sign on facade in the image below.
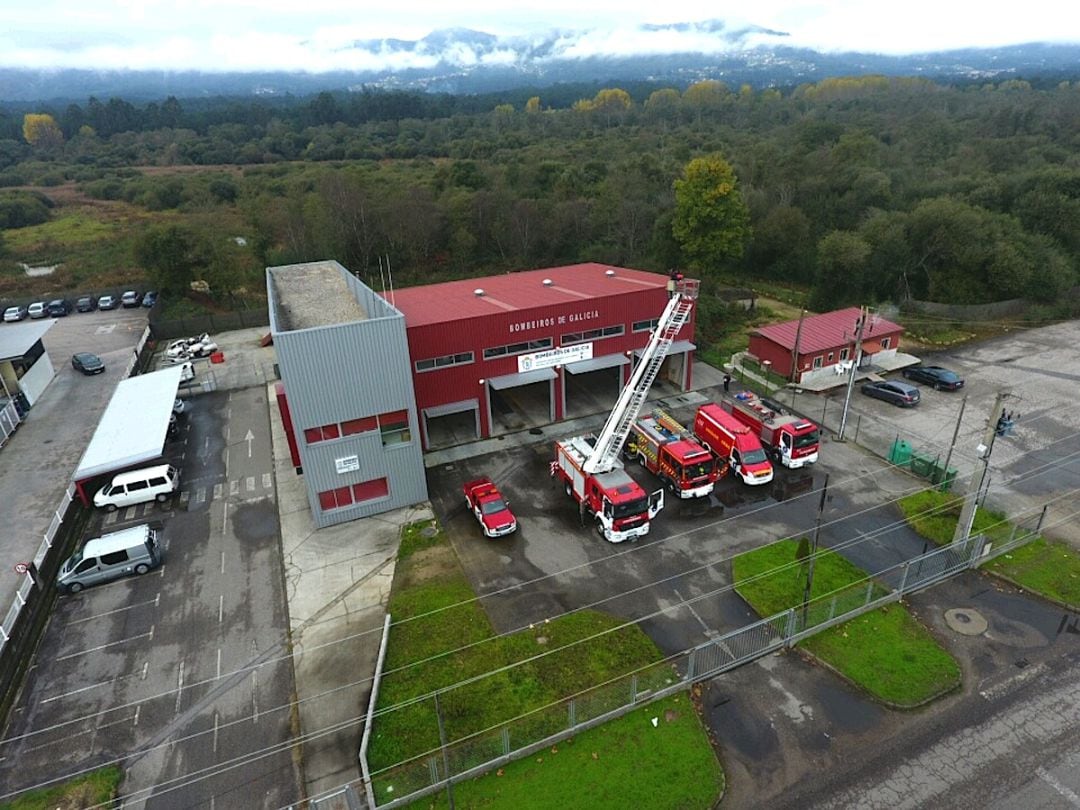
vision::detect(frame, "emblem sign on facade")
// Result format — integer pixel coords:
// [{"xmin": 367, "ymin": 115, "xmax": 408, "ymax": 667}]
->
[
  {"xmin": 518, "ymin": 343, "xmax": 593, "ymax": 373},
  {"xmin": 335, "ymin": 455, "xmax": 360, "ymax": 474}
]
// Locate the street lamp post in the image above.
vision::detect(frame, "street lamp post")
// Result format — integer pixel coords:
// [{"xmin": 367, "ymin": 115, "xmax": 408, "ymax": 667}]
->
[{"xmin": 762, "ymin": 360, "xmax": 772, "ymax": 393}]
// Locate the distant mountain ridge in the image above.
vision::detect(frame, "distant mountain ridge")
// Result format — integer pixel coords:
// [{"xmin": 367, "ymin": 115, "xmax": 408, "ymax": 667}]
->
[{"xmin": 1, "ymin": 18, "xmax": 1078, "ymax": 103}]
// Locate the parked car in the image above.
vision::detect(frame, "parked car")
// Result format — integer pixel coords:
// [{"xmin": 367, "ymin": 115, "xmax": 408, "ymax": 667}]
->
[
  {"xmin": 57, "ymin": 524, "xmax": 163, "ymax": 594},
  {"xmin": 3, "ymin": 305, "xmax": 27, "ymax": 322},
  {"xmin": 463, "ymin": 477, "xmax": 518, "ymax": 538},
  {"xmin": 71, "ymin": 352, "xmax": 106, "ymax": 375},
  {"xmin": 75, "ymin": 296, "xmax": 98, "ymax": 312},
  {"xmin": 166, "ymin": 333, "xmax": 219, "ymax": 361},
  {"xmin": 121, "ymin": 290, "xmax": 141, "ymax": 308},
  {"xmin": 27, "ymin": 301, "xmax": 47, "ymax": 319},
  {"xmin": 98, "ymin": 294, "xmax": 119, "ymax": 310},
  {"xmin": 902, "ymin": 365, "xmax": 964, "ymax": 391},
  {"xmin": 46, "ymin": 299, "xmax": 71, "ymax": 317},
  {"xmin": 142, "ymin": 290, "xmax": 159, "ymax": 308},
  {"xmin": 861, "ymin": 380, "xmax": 921, "ymax": 407},
  {"xmin": 179, "ymin": 361, "xmax": 195, "ymax": 383}
]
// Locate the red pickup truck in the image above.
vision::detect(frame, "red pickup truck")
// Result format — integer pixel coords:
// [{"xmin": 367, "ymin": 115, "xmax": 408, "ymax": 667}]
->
[{"xmin": 463, "ymin": 478, "xmax": 518, "ymax": 538}]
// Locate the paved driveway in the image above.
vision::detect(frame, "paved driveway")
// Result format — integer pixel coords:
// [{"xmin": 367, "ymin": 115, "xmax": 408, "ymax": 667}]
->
[{"xmin": 0, "ymin": 386, "xmax": 299, "ymax": 809}]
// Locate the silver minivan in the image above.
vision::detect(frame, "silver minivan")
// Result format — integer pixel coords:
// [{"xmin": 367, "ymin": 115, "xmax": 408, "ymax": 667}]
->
[
  {"xmin": 57, "ymin": 524, "xmax": 163, "ymax": 593},
  {"xmin": 93, "ymin": 464, "xmax": 180, "ymax": 511}
]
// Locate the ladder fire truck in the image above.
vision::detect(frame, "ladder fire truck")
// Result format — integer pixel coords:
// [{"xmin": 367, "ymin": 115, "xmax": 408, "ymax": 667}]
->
[
  {"xmin": 626, "ymin": 408, "xmax": 722, "ymax": 499},
  {"xmin": 721, "ymin": 391, "xmax": 820, "ymax": 468},
  {"xmin": 552, "ymin": 278, "xmax": 699, "ymax": 542}
]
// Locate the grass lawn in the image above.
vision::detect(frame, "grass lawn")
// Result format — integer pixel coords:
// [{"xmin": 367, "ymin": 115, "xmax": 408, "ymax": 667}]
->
[
  {"xmin": 410, "ymin": 694, "xmax": 723, "ymax": 810},
  {"xmin": 370, "ymin": 521, "xmax": 722, "ymax": 809},
  {"xmin": 0, "ymin": 766, "xmax": 121, "ymax": 810},
  {"xmin": 732, "ymin": 539, "xmax": 960, "ymax": 706},
  {"xmin": 897, "ymin": 491, "xmax": 1080, "ymax": 608}
]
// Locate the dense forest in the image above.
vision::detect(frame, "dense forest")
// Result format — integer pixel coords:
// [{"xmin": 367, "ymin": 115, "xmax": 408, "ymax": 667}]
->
[{"xmin": 2, "ymin": 76, "xmax": 1080, "ymax": 330}]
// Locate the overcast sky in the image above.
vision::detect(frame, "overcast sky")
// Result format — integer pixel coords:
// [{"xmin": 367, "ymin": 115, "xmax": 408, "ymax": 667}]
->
[{"xmin": 2, "ymin": 0, "xmax": 1078, "ymax": 72}]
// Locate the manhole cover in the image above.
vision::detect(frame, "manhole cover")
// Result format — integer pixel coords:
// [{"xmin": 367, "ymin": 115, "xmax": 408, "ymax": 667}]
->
[
  {"xmin": 420, "ymin": 525, "xmax": 439, "ymax": 538},
  {"xmin": 945, "ymin": 608, "xmax": 988, "ymax": 636}
]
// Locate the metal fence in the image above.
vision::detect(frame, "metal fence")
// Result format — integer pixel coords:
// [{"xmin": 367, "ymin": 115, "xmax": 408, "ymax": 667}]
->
[
  {"xmin": 0, "ymin": 400, "xmax": 20, "ymax": 448},
  {"xmin": 149, "ymin": 308, "xmax": 269, "ymax": 341},
  {"xmin": 308, "ymin": 529, "xmax": 1001, "ymax": 810}
]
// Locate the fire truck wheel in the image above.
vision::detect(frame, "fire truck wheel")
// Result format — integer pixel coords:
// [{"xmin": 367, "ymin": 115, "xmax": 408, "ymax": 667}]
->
[
  {"xmin": 565, "ymin": 482, "xmax": 572, "ymax": 498},
  {"xmin": 637, "ymin": 453, "xmax": 647, "ymax": 467},
  {"xmin": 596, "ymin": 518, "xmax": 605, "ymax": 537}
]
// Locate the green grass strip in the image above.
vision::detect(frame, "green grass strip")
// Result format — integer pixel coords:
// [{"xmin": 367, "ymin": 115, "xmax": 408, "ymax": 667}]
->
[
  {"xmin": 0, "ymin": 765, "xmax": 121, "ymax": 810},
  {"xmin": 733, "ymin": 539, "xmax": 959, "ymax": 706}
]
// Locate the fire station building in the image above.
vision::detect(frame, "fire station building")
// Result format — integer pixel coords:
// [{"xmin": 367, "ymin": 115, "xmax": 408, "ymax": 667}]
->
[{"xmin": 268, "ymin": 260, "xmax": 696, "ymax": 527}]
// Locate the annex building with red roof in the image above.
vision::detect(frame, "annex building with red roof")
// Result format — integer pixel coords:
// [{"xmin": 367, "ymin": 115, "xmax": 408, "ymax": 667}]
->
[{"xmin": 749, "ymin": 307, "xmax": 914, "ymax": 388}]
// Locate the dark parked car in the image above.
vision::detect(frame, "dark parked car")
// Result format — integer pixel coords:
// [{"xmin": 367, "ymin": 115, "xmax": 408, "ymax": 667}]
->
[
  {"xmin": 72, "ymin": 352, "xmax": 106, "ymax": 375},
  {"xmin": 142, "ymin": 290, "xmax": 159, "ymax": 308},
  {"xmin": 98, "ymin": 294, "xmax": 119, "ymax": 310},
  {"xmin": 121, "ymin": 290, "xmax": 140, "ymax": 308},
  {"xmin": 75, "ymin": 296, "xmax": 98, "ymax": 313},
  {"xmin": 902, "ymin": 365, "xmax": 964, "ymax": 391},
  {"xmin": 861, "ymin": 380, "xmax": 921, "ymax": 407},
  {"xmin": 46, "ymin": 299, "xmax": 71, "ymax": 317}
]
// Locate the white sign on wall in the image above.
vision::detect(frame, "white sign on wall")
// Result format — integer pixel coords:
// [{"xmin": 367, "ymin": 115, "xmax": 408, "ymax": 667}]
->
[
  {"xmin": 518, "ymin": 343, "xmax": 593, "ymax": 373},
  {"xmin": 335, "ymin": 455, "xmax": 360, "ymax": 474}
]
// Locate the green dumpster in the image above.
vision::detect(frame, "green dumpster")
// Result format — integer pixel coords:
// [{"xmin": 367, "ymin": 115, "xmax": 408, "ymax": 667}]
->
[{"xmin": 889, "ymin": 439, "xmax": 913, "ymax": 465}]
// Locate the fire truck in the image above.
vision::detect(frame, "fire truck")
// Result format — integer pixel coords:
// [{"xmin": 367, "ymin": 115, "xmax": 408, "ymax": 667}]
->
[
  {"xmin": 693, "ymin": 403, "xmax": 773, "ymax": 486},
  {"xmin": 626, "ymin": 408, "xmax": 721, "ymax": 498},
  {"xmin": 721, "ymin": 392, "xmax": 820, "ymax": 468},
  {"xmin": 552, "ymin": 278, "xmax": 699, "ymax": 542}
]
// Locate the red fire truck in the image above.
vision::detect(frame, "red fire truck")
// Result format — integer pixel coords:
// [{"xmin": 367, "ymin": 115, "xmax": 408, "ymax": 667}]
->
[
  {"xmin": 693, "ymin": 403, "xmax": 773, "ymax": 486},
  {"xmin": 553, "ymin": 279, "xmax": 698, "ymax": 542},
  {"xmin": 626, "ymin": 408, "xmax": 721, "ymax": 498},
  {"xmin": 720, "ymin": 392, "xmax": 820, "ymax": 469}
]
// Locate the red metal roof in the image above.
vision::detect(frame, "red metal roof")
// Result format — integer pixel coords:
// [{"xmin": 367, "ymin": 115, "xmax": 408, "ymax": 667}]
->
[
  {"xmin": 753, "ymin": 307, "xmax": 903, "ymax": 354},
  {"xmin": 381, "ymin": 263, "xmax": 667, "ymax": 327}
]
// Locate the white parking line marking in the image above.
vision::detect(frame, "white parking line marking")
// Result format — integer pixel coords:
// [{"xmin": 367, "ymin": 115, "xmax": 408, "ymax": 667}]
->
[
  {"xmin": 123, "ymin": 506, "xmax": 137, "ymax": 520},
  {"xmin": 213, "ymin": 483, "xmax": 223, "ymax": 500},
  {"xmin": 262, "ymin": 473, "xmax": 272, "ymax": 488},
  {"xmin": 141, "ymin": 662, "xmax": 148, "ymax": 680},
  {"xmin": 133, "ymin": 705, "xmax": 140, "ymax": 727},
  {"xmin": 225, "ymin": 447, "xmax": 230, "ymax": 477},
  {"xmin": 220, "ymin": 551, "xmax": 225, "ymax": 574},
  {"xmin": 175, "ymin": 661, "xmax": 185, "ymax": 715},
  {"xmin": 104, "ymin": 512, "xmax": 118, "ymax": 526},
  {"xmin": 226, "ymin": 425, "xmax": 230, "ymax": 443},
  {"xmin": 69, "ymin": 597, "xmax": 157, "ymax": 624},
  {"xmin": 179, "ymin": 491, "xmax": 190, "ymax": 503},
  {"xmin": 246, "ymin": 476, "xmax": 255, "ymax": 492},
  {"xmin": 223, "ymin": 502, "xmax": 229, "ymax": 536},
  {"xmin": 195, "ymin": 487, "xmax": 206, "ymax": 504},
  {"xmin": 218, "ymin": 595, "xmax": 224, "ymax": 624},
  {"xmin": 230, "ymin": 480, "xmax": 240, "ymax": 496},
  {"xmin": 57, "ymin": 631, "xmax": 153, "ymax": 661},
  {"xmin": 41, "ymin": 668, "xmax": 144, "ymax": 704},
  {"xmin": 213, "ymin": 710, "xmax": 220, "ymax": 753},
  {"xmin": 252, "ymin": 670, "xmax": 259, "ymax": 723},
  {"xmin": 1037, "ymin": 767, "xmax": 1080, "ymax": 805},
  {"xmin": 217, "ymin": 648, "xmax": 222, "ymax": 679}
]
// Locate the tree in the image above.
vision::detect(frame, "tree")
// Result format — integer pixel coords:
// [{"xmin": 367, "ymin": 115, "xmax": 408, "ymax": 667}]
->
[
  {"xmin": 525, "ymin": 97, "xmax": 541, "ymax": 115},
  {"xmin": 134, "ymin": 224, "xmax": 207, "ymax": 293},
  {"xmin": 22, "ymin": 113, "xmax": 64, "ymax": 149},
  {"xmin": 810, "ymin": 230, "xmax": 871, "ymax": 310},
  {"xmin": 672, "ymin": 154, "xmax": 750, "ymax": 275}
]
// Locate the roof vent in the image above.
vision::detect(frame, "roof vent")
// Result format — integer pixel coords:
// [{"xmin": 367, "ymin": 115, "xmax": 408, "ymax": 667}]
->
[
  {"xmin": 605, "ymin": 270, "xmax": 616, "ymax": 277},
  {"xmin": 542, "ymin": 279, "xmax": 553, "ymax": 286},
  {"xmin": 473, "ymin": 288, "xmax": 485, "ymax": 297}
]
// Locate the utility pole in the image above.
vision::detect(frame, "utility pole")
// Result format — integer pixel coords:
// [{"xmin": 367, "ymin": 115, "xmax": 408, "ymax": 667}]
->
[
  {"xmin": 789, "ymin": 308, "xmax": 807, "ymax": 383},
  {"xmin": 801, "ymin": 473, "xmax": 830, "ymax": 629},
  {"xmin": 940, "ymin": 394, "xmax": 968, "ymax": 488},
  {"xmin": 952, "ymin": 391, "xmax": 1009, "ymax": 545},
  {"xmin": 837, "ymin": 307, "xmax": 867, "ymax": 441}
]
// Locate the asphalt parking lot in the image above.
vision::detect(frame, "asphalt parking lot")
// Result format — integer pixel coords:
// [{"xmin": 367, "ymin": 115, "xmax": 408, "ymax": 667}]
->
[{"xmin": 0, "ymin": 385, "xmax": 299, "ymax": 808}]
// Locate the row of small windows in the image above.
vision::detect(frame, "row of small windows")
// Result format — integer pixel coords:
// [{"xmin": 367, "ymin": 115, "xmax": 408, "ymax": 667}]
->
[
  {"xmin": 304, "ymin": 410, "xmax": 411, "ymax": 447},
  {"xmin": 808, "ymin": 339, "xmax": 890, "ymax": 369},
  {"xmin": 318, "ymin": 477, "xmax": 390, "ymax": 511},
  {"xmin": 483, "ymin": 338, "xmax": 553, "ymax": 361},
  {"xmin": 633, "ymin": 318, "xmax": 660, "ymax": 333},
  {"xmin": 415, "ymin": 351, "xmax": 474, "ymax": 373},
  {"xmin": 561, "ymin": 324, "xmax": 624, "ymax": 345}
]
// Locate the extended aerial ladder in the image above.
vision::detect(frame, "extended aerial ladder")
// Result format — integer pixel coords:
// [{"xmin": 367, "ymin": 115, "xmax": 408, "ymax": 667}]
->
[{"xmin": 582, "ymin": 278, "xmax": 699, "ymax": 474}]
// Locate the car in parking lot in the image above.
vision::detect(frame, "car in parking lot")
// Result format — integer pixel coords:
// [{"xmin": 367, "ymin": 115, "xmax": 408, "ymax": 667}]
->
[
  {"xmin": 121, "ymin": 290, "xmax": 141, "ymax": 308},
  {"xmin": 3, "ymin": 305, "xmax": 27, "ymax": 322},
  {"xmin": 98, "ymin": 294, "xmax": 119, "ymax": 310},
  {"xmin": 861, "ymin": 379, "xmax": 921, "ymax": 407},
  {"xmin": 142, "ymin": 290, "xmax": 159, "ymax": 308},
  {"xmin": 27, "ymin": 301, "xmax": 47, "ymax": 319},
  {"xmin": 46, "ymin": 299, "xmax": 71, "ymax": 317},
  {"xmin": 75, "ymin": 296, "xmax": 98, "ymax": 313},
  {"xmin": 71, "ymin": 352, "xmax": 106, "ymax": 375},
  {"xmin": 902, "ymin": 364, "xmax": 964, "ymax": 391}
]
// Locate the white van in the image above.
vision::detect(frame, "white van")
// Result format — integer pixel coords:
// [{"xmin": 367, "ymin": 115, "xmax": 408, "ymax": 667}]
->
[
  {"xmin": 57, "ymin": 524, "xmax": 162, "ymax": 593},
  {"xmin": 93, "ymin": 464, "xmax": 180, "ymax": 511}
]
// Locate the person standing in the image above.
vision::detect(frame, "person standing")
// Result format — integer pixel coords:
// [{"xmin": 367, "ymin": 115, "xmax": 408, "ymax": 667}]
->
[{"xmin": 723, "ymin": 373, "xmax": 731, "ymax": 393}]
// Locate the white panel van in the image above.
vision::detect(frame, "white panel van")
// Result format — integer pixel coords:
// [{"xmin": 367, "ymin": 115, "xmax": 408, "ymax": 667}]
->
[
  {"xmin": 93, "ymin": 464, "xmax": 180, "ymax": 511},
  {"xmin": 57, "ymin": 523, "xmax": 163, "ymax": 593}
]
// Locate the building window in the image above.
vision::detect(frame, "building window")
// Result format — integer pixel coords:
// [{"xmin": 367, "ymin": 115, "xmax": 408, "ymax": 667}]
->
[
  {"xmin": 562, "ymin": 324, "xmax": 625, "ymax": 346},
  {"xmin": 880, "ymin": 337, "xmax": 891, "ymax": 350},
  {"xmin": 353, "ymin": 478, "xmax": 389, "ymax": 503},
  {"xmin": 415, "ymin": 351, "xmax": 474, "ymax": 373},
  {"xmin": 483, "ymin": 338, "xmax": 553, "ymax": 360},
  {"xmin": 342, "ymin": 416, "xmax": 377, "ymax": 436},
  {"xmin": 304, "ymin": 423, "xmax": 341, "ymax": 444},
  {"xmin": 827, "ymin": 352, "xmax": 834, "ymax": 363},
  {"xmin": 379, "ymin": 410, "xmax": 411, "ymax": 446},
  {"xmin": 812, "ymin": 356, "xmax": 823, "ymax": 369},
  {"xmin": 632, "ymin": 318, "xmax": 660, "ymax": 333},
  {"xmin": 839, "ymin": 348, "xmax": 850, "ymax": 362}
]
